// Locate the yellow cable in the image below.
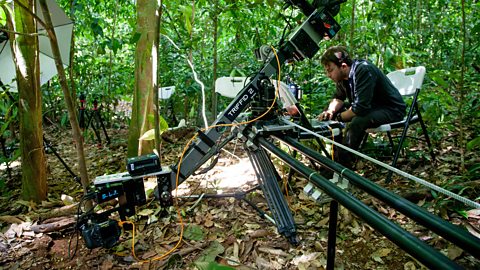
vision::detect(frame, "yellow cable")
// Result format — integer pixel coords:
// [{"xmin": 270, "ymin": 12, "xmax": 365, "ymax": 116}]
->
[{"xmin": 117, "ymin": 46, "xmax": 283, "ymax": 264}]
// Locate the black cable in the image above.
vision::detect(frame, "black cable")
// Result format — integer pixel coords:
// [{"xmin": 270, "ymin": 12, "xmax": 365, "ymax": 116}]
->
[
  {"xmin": 68, "ymin": 195, "xmax": 86, "ymax": 260},
  {"xmin": 68, "ymin": 192, "xmax": 96, "ymax": 259},
  {"xmin": 277, "ymin": 8, "xmax": 294, "ymax": 49}
]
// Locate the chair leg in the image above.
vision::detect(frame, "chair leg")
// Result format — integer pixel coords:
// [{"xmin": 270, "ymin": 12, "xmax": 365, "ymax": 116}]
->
[
  {"xmin": 386, "ymin": 90, "xmax": 420, "ymax": 183},
  {"xmin": 360, "ymin": 133, "xmax": 369, "ymax": 150},
  {"xmin": 386, "ymin": 123, "xmax": 411, "ymax": 183},
  {"xmin": 386, "ymin": 131, "xmax": 394, "ymax": 155},
  {"xmin": 415, "ymin": 105, "xmax": 435, "ymax": 161}
]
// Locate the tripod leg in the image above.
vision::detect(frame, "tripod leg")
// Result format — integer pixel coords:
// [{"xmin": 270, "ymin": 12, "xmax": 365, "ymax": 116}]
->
[
  {"xmin": 79, "ymin": 109, "xmax": 85, "ymax": 130},
  {"xmin": 96, "ymin": 109, "xmax": 110, "ymax": 144},
  {"xmin": 91, "ymin": 111, "xmax": 102, "ymax": 145},
  {"xmin": 85, "ymin": 110, "xmax": 93, "ymax": 130},
  {"xmin": 43, "ymin": 136, "xmax": 81, "ymax": 184},
  {"xmin": 247, "ymin": 147, "xmax": 297, "ymax": 244}
]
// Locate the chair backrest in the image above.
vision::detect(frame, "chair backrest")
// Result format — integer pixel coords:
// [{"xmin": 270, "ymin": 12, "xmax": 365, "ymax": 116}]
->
[
  {"xmin": 215, "ymin": 77, "xmax": 248, "ymax": 98},
  {"xmin": 159, "ymin": 86, "xmax": 175, "ymax": 99},
  {"xmin": 386, "ymin": 66, "xmax": 426, "ymax": 96},
  {"xmin": 215, "ymin": 77, "xmax": 298, "ymax": 108}
]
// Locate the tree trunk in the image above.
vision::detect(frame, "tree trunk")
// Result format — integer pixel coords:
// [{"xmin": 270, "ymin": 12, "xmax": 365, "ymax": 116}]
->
[
  {"xmin": 211, "ymin": 1, "xmax": 218, "ymax": 120},
  {"xmin": 68, "ymin": 0, "xmax": 77, "ymax": 107},
  {"xmin": 458, "ymin": 0, "xmax": 466, "ymax": 171},
  {"xmin": 349, "ymin": 0, "xmax": 356, "ymax": 51},
  {"xmin": 9, "ymin": 0, "xmax": 47, "ymax": 203},
  {"xmin": 154, "ymin": 2, "xmax": 163, "ymax": 154},
  {"xmin": 127, "ymin": 0, "xmax": 157, "ymax": 157},
  {"xmin": 38, "ymin": 0, "xmax": 90, "ymax": 195}
]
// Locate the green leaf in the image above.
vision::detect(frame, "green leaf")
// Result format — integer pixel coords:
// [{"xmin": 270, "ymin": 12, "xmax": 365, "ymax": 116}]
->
[
  {"xmin": 430, "ymin": 73, "xmax": 448, "ymax": 88},
  {"xmin": 139, "ymin": 129, "xmax": 155, "ymax": 141},
  {"xmin": 194, "ymin": 241, "xmax": 225, "ymax": 264},
  {"xmin": 0, "ymin": 6, "xmax": 5, "ymax": 26},
  {"xmin": 189, "ymin": 105, "xmax": 196, "ymax": 119},
  {"xmin": 467, "ymin": 136, "xmax": 480, "ymax": 151},
  {"xmin": 130, "ymin": 32, "xmax": 142, "ymax": 44},
  {"xmin": 184, "ymin": 224, "xmax": 204, "ymax": 241},
  {"xmin": 90, "ymin": 19, "xmax": 104, "ymax": 37},
  {"xmin": 180, "ymin": 5, "xmax": 193, "ymax": 34},
  {"xmin": 456, "ymin": 210, "xmax": 468, "ymax": 218},
  {"xmin": 194, "ymin": 261, "xmax": 235, "ymax": 270},
  {"xmin": 468, "ymin": 163, "xmax": 480, "ymax": 174},
  {"xmin": 0, "ymin": 2, "xmax": 13, "ymax": 28},
  {"xmin": 158, "ymin": 115, "xmax": 169, "ymax": 133}
]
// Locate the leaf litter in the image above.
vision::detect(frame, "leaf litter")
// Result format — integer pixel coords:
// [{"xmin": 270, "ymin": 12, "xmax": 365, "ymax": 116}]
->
[{"xmin": 0, "ymin": 126, "xmax": 479, "ymax": 269}]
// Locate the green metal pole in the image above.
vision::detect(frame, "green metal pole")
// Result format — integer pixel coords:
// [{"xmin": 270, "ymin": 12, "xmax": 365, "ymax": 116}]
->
[
  {"xmin": 281, "ymin": 136, "xmax": 480, "ymax": 259},
  {"xmin": 257, "ymin": 137, "xmax": 462, "ymax": 270}
]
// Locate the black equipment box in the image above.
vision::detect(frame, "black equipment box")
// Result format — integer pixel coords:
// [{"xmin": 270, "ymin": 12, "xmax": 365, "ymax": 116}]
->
[{"xmin": 127, "ymin": 153, "xmax": 162, "ymax": 176}]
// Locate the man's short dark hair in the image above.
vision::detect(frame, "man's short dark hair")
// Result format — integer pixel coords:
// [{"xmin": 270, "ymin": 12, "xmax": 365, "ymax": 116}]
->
[{"xmin": 321, "ymin": 46, "xmax": 352, "ymax": 67}]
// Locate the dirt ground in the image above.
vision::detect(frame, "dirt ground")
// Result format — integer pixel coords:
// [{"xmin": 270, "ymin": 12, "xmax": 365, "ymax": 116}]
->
[{"xmin": 0, "ymin": 124, "xmax": 479, "ymax": 269}]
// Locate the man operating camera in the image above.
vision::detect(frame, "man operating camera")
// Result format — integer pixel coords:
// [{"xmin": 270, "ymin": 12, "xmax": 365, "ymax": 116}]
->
[{"xmin": 318, "ymin": 46, "xmax": 406, "ymax": 168}]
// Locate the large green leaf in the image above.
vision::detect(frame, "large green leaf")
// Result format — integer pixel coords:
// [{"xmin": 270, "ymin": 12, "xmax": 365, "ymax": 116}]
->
[
  {"xmin": 0, "ymin": 5, "xmax": 5, "ymax": 26},
  {"xmin": 184, "ymin": 224, "xmax": 204, "ymax": 241},
  {"xmin": 194, "ymin": 240, "xmax": 225, "ymax": 265},
  {"xmin": 467, "ymin": 136, "xmax": 480, "ymax": 151},
  {"xmin": 194, "ymin": 262, "xmax": 235, "ymax": 270}
]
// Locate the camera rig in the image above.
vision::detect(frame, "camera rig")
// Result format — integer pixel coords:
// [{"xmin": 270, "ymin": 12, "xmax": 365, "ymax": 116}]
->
[
  {"xmin": 76, "ymin": 1, "xmax": 480, "ymax": 268},
  {"xmin": 77, "ymin": 0, "xmax": 345, "ymax": 248},
  {"xmin": 78, "ymin": 154, "xmax": 171, "ymax": 249}
]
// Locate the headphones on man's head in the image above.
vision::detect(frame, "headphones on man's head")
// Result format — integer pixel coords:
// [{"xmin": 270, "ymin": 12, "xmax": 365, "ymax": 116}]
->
[
  {"xmin": 334, "ymin": 51, "xmax": 347, "ymax": 65},
  {"xmin": 334, "ymin": 50, "xmax": 351, "ymax": 66}
]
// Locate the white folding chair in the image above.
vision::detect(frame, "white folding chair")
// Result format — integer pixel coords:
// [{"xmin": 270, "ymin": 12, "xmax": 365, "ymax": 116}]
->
[
  {"xmin": 215, "ymin": 77, "xmax": 247, "ymax": 98},
  {"xmin": 362, "ymin": 66, "xmax": 435, "ymax": 181}
]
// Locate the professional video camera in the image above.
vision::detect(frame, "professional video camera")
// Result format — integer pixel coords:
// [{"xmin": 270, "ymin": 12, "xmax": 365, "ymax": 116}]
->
[
  {"xmin": 256, "ymin": 0, "xmax": 343, "ymax": 62},
  {"xmin": 77, "ymin": 153, "xmax": 170, "ymax": 249}
]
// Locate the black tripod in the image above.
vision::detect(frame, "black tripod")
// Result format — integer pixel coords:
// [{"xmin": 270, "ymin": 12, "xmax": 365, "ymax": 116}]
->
[{"xmin": 79, "ymin": 95, "xmax": 110, "ymax": 146}]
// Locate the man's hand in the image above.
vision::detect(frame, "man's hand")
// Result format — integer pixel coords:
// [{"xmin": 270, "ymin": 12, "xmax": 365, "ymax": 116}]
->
[
  {"xmin": 318, "ymin": 110, "xmax": 335, "ymax": 120},
  {"xmin": 285, "ymin": 105, "xmax": 300, "ymax": 116}
]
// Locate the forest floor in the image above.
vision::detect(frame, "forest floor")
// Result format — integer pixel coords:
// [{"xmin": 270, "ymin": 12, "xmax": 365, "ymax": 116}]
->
[{"xmin": 0, "ymin": 123, "xmax": 479, "ymax": 270}]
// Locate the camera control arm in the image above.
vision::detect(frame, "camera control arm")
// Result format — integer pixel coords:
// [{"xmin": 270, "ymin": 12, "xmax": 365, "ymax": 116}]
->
[{"xmin": 169, "ymin": 4, "xmax": 343, "ymax": 189}]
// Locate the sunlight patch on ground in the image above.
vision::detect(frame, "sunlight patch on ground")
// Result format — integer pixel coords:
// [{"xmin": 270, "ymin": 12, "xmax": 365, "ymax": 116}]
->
[
  {"xmin": 205, "ymin": 157, "xmax": 256, "ymax": 189},
  {"xmin": 0, "ymin": 161, "xmax": 21, "ymax": 171},
  {"xmin": 174, "ymin": 156, "xmax": 257, "ymax": 196}
]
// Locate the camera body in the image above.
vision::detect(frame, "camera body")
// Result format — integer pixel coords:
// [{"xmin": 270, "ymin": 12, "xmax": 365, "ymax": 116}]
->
[
  {"xmin": 80, "ymin": 219, "xmax": 121, "ymax": 249},
  {"xmin": 126, "ymin": 153, "xmax": 162, "ymax": 176},
  {"xmin": 283, "ymin": 7, "xmax": 341, "ymax": 61}
]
